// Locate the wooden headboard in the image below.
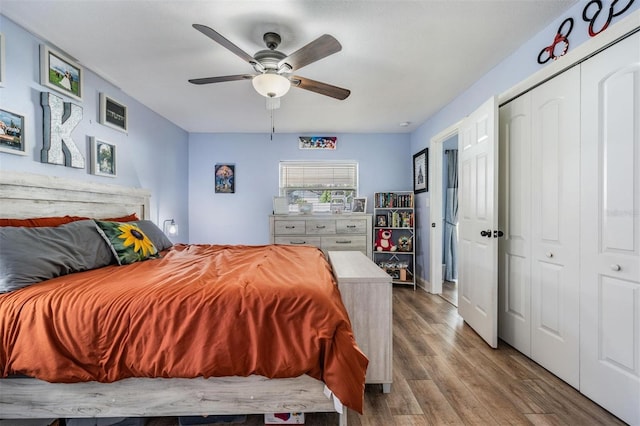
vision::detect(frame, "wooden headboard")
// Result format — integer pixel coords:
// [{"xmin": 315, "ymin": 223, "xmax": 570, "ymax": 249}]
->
[{"xmin": 0, "ymin": 171, "xmax": 150, "ymax": 220}]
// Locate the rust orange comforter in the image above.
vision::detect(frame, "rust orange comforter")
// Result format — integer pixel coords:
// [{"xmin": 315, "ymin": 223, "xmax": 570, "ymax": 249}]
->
[{"xmin": 0, "ymin": 244, "xmax": 368, "ymax": 412}]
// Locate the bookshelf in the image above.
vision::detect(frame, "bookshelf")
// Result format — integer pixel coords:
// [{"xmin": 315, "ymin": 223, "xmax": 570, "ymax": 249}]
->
[{"xmin": 373, "ymin": 191, "xmax": 416, "ymax": 289}]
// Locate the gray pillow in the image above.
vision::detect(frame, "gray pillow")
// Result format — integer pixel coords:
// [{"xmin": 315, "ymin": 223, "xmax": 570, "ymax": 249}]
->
[
  {"xmin": 132, "ymin": 220, "xmax": 174, "ymax": 251},
  {"xmin": 0, "ymin": 220, "xmax": 114, "ymax": 293}
]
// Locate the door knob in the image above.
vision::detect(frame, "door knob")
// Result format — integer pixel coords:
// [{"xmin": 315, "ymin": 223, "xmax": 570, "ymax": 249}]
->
[
  {"xmin": 494, "ymin": 230, "xmax": 504, "ymax": 238},
  {"xmin": 480, "ymin": 230, "xmax": 492, "ymax": 237}
]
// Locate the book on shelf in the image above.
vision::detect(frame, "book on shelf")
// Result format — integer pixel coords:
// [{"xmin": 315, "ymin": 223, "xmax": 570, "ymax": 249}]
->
[
  {"xmin": 375, "ymin": 192, "xmax": 414, "ymax": 208},
  {"xmin": 379, "ymin": 211, "xmax": 414, "ymax": 228}
]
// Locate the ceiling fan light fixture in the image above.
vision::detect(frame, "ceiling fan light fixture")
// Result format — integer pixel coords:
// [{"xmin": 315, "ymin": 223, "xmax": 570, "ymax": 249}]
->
[{"xmin": 252, "ymin": 73, "xmax": 291, "ymax": 98}]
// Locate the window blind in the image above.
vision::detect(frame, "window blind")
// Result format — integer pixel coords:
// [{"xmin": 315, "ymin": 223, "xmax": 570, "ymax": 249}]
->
[{"xmin": 279, "ymin": 161, "xmax": 358, "ymax": 191}]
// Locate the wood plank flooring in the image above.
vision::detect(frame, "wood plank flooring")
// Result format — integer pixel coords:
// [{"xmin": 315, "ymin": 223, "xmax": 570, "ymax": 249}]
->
[{"xmin": 147, "ymin": 287, "xmax": 625, "ymax": 426}]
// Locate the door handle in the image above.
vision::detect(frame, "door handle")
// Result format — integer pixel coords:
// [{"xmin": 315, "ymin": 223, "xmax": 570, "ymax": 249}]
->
[
  {"xmin": 494, "ymin": 230, "xmax": 504, "ymax": 238},
  {"xmin": 480, "ymin": 230, "xmax": 492, "ymax": 237}
]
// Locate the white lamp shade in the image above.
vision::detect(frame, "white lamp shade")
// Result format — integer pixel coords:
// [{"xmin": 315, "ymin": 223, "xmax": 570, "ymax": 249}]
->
[{"xmin": 252, "ymin": 73, "xmax": 291, "ymax": 98}]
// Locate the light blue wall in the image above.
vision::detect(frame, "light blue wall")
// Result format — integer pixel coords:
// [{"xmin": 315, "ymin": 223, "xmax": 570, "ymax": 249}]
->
[
  {"xmin": 0, "ymin": 16, "xmax": 190, "ymax": 242},
  {"xmin": 188, "ymin": 132, "xmax": 411, "ymax": 244},
  {"xmin": 409, "ymin": 1, "xmax": 640, "ymax": 281}
]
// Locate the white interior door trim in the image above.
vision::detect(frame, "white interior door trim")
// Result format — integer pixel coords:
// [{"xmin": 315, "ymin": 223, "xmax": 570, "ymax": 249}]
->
[{"xmin": 429, "ymin": 120, "xmax": 461, "ymax": 294}]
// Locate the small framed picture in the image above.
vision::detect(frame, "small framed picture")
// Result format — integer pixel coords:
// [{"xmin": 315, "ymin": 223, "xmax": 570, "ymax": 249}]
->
[
  {"xmin": 0, "ymin": 108, "xmax": 26, "ymax": 155},
  {"xmin": 90, "ymin": 137, "xmax": 117, "ymax": 177},
  {"xmin": 99, "ymin": 93, "xmax": 128, "ymax": 132},
  {"xmin": 299, "ymin": 136, "xmax": 337, "ymax": 150},
  {"xmin": 352, "ymin": 197, "xmax": 367, "ymax": 213},
  {"xmin": 376, "ymin": 214, "xmax": 388, "ymax": 227},
  {"xmin": 40, "ymin": 44, "xmax": 83, "ymax": 101},
  {"xmin": 0, "ymin": 33, "xmax": 5, "ymax": 87},
  {"xmin": 215, "ymin": 164, "xmax": 235, "ymax": 193},
  {"xmin": 413, "ymin": 148, "xmax": 428, "ymax": 193}
]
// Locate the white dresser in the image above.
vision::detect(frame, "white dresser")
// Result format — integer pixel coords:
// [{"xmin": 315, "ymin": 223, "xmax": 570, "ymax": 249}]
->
[{"xmin": 269, "ymin": 214, "xmax": 372, "ymax": 258}]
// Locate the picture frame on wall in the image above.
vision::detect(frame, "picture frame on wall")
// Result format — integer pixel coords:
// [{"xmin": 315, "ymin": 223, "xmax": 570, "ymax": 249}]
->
[
  {"xmin": 413, "ymin": 148, "xmax": 428, "ymax": 193},
  {"xmin": 0, "ymin": 108, "xmax": 26, "ymax": 156},
  {"xmin": 40, "ymin": 44, "xmax": 83, "ymax": 101},
  {"xmin": 0, "ymin": 33, "xmax": 5, "ymax": 87},
  {"xmin": 298, "ymin": 136, "xmax": 337, "ymax": 150},
  {"xmin": 90, "ymin": 137, "xmax": 117, "ymax": 177},
  {"xmin": 215, "ymin": 163, "xmax": 235, "ymax": 193},
  {"xmin": 99, "ymin": 93, "xmax": 128, "ymax": 132}
]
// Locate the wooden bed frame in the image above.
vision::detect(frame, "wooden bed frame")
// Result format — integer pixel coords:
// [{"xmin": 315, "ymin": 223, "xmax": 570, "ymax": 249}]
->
[{"xmin": 0, "ymin": 171, "xmax": 347, "ymax": 425}]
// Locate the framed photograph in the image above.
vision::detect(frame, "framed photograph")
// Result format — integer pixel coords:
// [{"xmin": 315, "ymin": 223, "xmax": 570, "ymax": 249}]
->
[
  {"xmin": 0, "ymin": 33, "xmax": 5, "ymax": 87},
  {"xmin": 40, "ymin": 44, "xmax": 83, "ymax": 101},
  {"xmin": 352, "ymin": 197, "xmax": 367, "ymax": 213},
  {"xmin": 299, "ymin": 136, "xmax": 337, "ymax": 150},
  {"xmin": 413, "ymin": 148, "xmax": 428, "ymax": 193},
  {"xmin": 0, "ymin": 109, "xmax": 26, "ymax": 155},
  {"xmin": 99, "ymin": 93, "xmax": 128, "ymax": 132},
  {"xmin": 90, "ymin": 137, "xmax": 117, "ymax": 177},
  {"xmin": 215, "ymin": 164, "xmax": 235, "ymax": 193},
  {"xmin": 376, "ymin": 214, "xmax": 388, "ymax": 227}
]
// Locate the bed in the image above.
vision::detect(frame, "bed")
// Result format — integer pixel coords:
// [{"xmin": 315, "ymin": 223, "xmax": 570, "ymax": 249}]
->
[{"xmin": 0, "ymin": 171, "xmax": 367, "ymax": 425}]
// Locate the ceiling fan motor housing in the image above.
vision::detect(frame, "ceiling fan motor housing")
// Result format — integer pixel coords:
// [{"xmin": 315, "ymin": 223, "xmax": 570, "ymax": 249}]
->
[{"xmin": 263, "ymin": 32, "xmax": 281, "ymax": 50}]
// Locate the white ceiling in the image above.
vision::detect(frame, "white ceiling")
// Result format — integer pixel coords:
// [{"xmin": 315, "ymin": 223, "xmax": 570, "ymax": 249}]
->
[{"xmin": 0, "ymin": 0, "xmax": 577, "ymax": 134}]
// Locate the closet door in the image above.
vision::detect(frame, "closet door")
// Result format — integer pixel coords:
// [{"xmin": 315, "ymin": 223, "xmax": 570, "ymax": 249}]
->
[
  {"xmin": 580, "ymin": 33, "xmax": 640, "ymax": 426},
  {"xmin": 530, "ymin": 66, "xmax": 580, "ymax": 388},
  {"xmin": 498, "ymin": 93, "xmax": 532, "ymax": 356}
]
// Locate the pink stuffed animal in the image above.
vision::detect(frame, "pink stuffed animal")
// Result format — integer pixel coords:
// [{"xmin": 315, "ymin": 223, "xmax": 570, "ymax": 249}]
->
[{"xmin": 375, "ymin": 229, "xmax": 397, "ymax": 252}]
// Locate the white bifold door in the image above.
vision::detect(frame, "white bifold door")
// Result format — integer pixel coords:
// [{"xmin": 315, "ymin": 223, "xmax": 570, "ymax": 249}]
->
[
  {"xmin": 498, "ymin": 65, "xmax": 581, "ymax": 388},
  {"xmin": 580, "ymin": 33, "xmax": 639, "ymax": 425},
  {"xmin": 497, "ymin": 31, "xmax": 639, "ymax": 425}
]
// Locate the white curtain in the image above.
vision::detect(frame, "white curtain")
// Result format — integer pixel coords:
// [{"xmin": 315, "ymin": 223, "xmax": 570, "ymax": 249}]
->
[{"xmin": 444, "ymin": 149, "xmax": 458, "ymax": 282}]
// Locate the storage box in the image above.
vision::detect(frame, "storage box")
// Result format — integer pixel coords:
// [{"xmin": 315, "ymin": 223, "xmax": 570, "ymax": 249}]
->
[{"xmin": 264, "ymin": 413, "xmax": 305, "ymax": 424}]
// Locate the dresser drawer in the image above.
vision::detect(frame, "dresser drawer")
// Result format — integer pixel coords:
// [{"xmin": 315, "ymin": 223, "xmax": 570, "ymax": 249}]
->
[
  {"xmin": 336, "ymin": 219, "xmax": 368, "ymax": 234},
  {"xmin": 274, "ymin": 236, "xmax": 321, "ymax": 247},
  {"xmin": 273, "ymin": 220, "xmax": 306, "ymax": 235},
  {"xmin": 321, "ymin": 235, "xmax": 367, "ymax": 252},
  {"xmin": 305, "ymin": 220, "xmax": 336, "ymax": 235}
]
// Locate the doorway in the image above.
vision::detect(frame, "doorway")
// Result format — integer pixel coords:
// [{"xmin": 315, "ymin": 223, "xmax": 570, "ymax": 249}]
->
[
  {"xmin": 441, "ymin": 138, "xmax": 459, "ymax": 306},
  {"xmin": 428, "ymin": 120, "xmax": 461, "ymax": 301}
]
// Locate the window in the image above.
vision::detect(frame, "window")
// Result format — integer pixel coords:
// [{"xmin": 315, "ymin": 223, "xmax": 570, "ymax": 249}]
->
[{"xmin": 279, "ymin": 161, "xmax": 358, "ymax": 213}]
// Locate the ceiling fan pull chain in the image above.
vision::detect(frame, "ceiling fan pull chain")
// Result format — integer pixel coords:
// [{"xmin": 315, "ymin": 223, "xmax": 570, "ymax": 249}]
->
[{"xmin": 271, "ymin": 108, "xmax": 275, "ymax": 141}]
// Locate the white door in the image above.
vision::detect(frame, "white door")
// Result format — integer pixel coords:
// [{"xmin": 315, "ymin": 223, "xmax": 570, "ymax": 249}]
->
[
  {"xmin": 458, "ymin": 96, "xmax": 499, "ymax": 348},
  {"xmin": 530, "ymin": 66, "xmax": 581, "ymax": 388},
  {"xmin": 498, "ymin": 92, "xmax": 532, "ymax": 356},
  {"xmin": 580, "ymin": 33, "xmax": 640, "ymax": 425}
]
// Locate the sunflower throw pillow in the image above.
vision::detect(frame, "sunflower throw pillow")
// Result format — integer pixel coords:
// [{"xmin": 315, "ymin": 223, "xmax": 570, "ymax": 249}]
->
[{"xmin": 94, "ymin": 220, "xmax": 160, "ymax": 265}]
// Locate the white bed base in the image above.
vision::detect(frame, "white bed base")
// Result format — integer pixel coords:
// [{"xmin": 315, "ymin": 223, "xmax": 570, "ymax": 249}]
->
[{"xmin": 0, "ymin": 171, "xmax": 347, "ymax": 425}]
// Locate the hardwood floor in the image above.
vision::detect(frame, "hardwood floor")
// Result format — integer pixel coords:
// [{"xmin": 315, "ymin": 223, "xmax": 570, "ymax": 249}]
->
[
  {"xmin": 147, "ymin": 287, "xmax": 624, "ymax": 426},
  {"xmin": 439, "ymin": 280, "xmax": 457, "ymax": 307}
]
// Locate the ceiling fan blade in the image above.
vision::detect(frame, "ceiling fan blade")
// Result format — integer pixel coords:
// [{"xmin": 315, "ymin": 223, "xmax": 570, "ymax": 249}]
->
[
  {"xmin": 278, "ymin": 34, "xmax": 342, "ymax": 72},
  {"xmin": 291, "ymin": 76, "xmax": 350, "ymax": 100},
  {"xmin": 193, "ymin": 24, "xmax": 255, "ymax": 64},
  {"xmin": 188, "ymin": 74, "xmax": 255, "ymax": 85}
]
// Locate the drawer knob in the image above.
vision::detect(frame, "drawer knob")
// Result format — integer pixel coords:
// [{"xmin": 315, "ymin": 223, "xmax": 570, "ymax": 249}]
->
[
  {"xmin": 347, "ymin": 225, "xmax": 356, "ymax": 228},
  {"xmin": 285, "ymin": 226, "xmax": 295, "ymax": 229},
  {"xmin": 336, "ymin": 240, "xmax": 352, "ymax": 244},
  {"xmin": 610, "ymin": 264, "xmax": 621, "ymax": 271},
  {"xmin": 545, "ymin": 252, "xmax": 553, "ymax": 258},
  {"xmin": 316, "ymin": 225, "xmax": 326, "ymax": 229},
  {"xmin": 291, "ymin": 241, "xmax": 306, "ymax": 245}
]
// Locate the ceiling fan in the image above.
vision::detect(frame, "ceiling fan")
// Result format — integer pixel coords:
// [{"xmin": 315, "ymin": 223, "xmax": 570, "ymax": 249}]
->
[{"xmin": 188, "ymin": 24, "xmax": 350, "ymax": 101}]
